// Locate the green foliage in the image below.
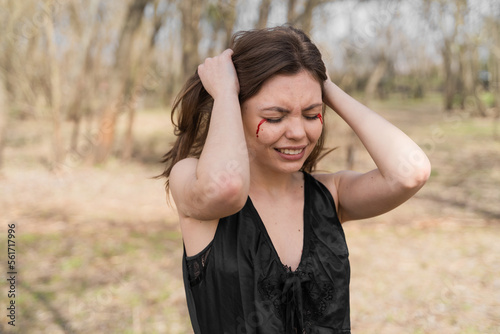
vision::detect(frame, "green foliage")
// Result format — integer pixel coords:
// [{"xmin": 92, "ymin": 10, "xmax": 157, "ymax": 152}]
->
[{"xmin": 480, "ymin": 91, "xmax": 496, "ymax": 108}]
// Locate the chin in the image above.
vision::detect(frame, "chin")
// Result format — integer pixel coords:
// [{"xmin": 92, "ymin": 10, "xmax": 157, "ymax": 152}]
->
[
  {"xmin": 277, "ymin": 164, "xmax": 303, "ymax": 174},
  {"xmin": 274, "ymin": 156, "xmax": 310, "ymax": 174}
]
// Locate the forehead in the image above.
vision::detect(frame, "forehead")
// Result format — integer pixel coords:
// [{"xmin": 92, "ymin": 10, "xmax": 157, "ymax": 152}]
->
[{"xmin": 246, "ymin": 71, "xmax": 322, "ymax": 109}]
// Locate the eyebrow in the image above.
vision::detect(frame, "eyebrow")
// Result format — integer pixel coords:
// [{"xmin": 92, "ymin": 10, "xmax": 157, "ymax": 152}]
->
[{"xmin": 260, "ymin": 103, "xmax": 323, "ymax": 113}]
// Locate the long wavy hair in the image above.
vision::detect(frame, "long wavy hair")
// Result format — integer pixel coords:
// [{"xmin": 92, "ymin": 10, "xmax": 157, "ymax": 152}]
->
[{"xmin": 159, "ymin": 26, "xmax": 333, "ymax": 194}]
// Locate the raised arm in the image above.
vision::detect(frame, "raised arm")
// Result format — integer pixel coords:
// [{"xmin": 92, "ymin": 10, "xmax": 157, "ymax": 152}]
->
[
  {"xmin": 322, "ymin": 79, "xmax": 431, "ymax": 223},
  {"xmin": 169, "ymin": 49, "xmax": 250, "ymax": 220}
]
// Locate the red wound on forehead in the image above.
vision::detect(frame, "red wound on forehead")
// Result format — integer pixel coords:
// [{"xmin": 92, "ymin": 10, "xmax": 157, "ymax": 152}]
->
[
  {"xmin": 256, "ymin": 119, "xmax": 267, "ymax": 137},
  {"xmin": 317, "ymin": 113, "xmax": 323, "ymax": 124}
]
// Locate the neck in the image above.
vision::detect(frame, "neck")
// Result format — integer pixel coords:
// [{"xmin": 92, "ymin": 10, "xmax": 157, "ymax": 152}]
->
[{"xmin": 248, "ymin": 165, "xmax": 303, "ymax": 199}]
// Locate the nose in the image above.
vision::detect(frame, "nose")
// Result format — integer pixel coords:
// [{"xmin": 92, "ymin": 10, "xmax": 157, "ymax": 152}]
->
[{"xmin": 284, "ymin": 116, "xmax": 307, "ymax": 141}]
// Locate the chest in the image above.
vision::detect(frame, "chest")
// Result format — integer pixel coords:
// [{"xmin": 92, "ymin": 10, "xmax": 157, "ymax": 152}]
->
[{"xmin": 251, "ymin": 197, "xmax": 305, "ymax": 271}]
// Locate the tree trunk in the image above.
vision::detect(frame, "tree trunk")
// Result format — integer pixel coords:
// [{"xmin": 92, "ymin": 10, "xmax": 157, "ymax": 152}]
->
[
  {"xmin": 457, "ymin": 44, "xmax": 467, "ymax": 110},
  {"xmin": 257, "ymin": 0, "xmax": 272, "ymax": 29},
  {"xmin": 300, "ymin": 0, "xmax": 320, "ymax": 35},
  {"xmin": 207, "ymin": 2, "xmax": 224, "ymax": 57},
  {"xmin": 69, "ymin": 114, "xmax": 82, "ymax": 153},
  {"xmin": 287, "ymin": 0, "xmax": 297, "ymax": 23},
  {"xmin": 93, "ymin": 0, "xmax": 151, "ymax": 164},
  {"xmin": 180, "ymin": 0, "xmax": 203, "ymax": 79},
  {"xmin": 44, "ymin": 1, "xmax": 64, "ymax": 169},
  {"xmin": 493, "ymin": 36, "xmax": 500, "ymax": 140},
  {"xmin": 458, "ymin": 42, "xmax": 488, "ymax": 117},
  {"xmin": 0, "ymin": 75, "xmax": 7, "ymax": 172},
  {"xmin": 122, "ymin": 96, "xmax": 136, "ymax": 161},
  {"xmin": 94, "ymin": 106, "xmax": 119, "ymax": 163},
  {"xmin": 67, "ymin": 0, "xmax": 100, "ymax": 157},
  {"xmin": 473, "ymin": 91, "xmax": 487, "ymax": 117},
  {"xmin": 364, "ymin": 57, "xmax": 388, "ymax": 105},
  {"xmin": 442, "ymin": 40, "xmax": 455, "ymax": 111},
  {"xmin": 121, "ymin": 0, "xmax": 165, "ymax": 161},
  {"xmin": 223, "ymin": 0, "xmax": 237, "ymax": 47},
  {"xmin": 489, "ymin": 12, "xmax": 500, "ymax": 139},
  {"xmin": 289, "ymin": 0, "xmax": 326, "ymax": 35},
  {"xmin": 469, "ymin": 47, "xmax": 487, "ymax": 117}
]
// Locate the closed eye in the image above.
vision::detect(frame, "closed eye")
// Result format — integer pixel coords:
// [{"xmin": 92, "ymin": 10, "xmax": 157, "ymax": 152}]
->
[
  {"xmin": 264, "ymin": 117, "xmax": 283, "ymax": 124},
  {"xmin": 304, "ymin": 114, "xmax": 320, "ymax": 120}
]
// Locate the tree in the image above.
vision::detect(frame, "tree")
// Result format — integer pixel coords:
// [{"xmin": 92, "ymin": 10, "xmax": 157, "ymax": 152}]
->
[
  {"xmin": 422, "ymin": 0, "xmax": 489, "ymax": 115},
  {"xmin": 93, "ymin": 0, "xmax": 153, "ymax": 164},
  {"xmin": 43, "ymin": 0, "xmax": 64, "ymax": 168},
  {"xmin": 257, "ymin": 0, "xmax": 272, "ymax": 29},
  {"xmin": 0, "ymin": 74, "xmax": 6, "ymax": 172},
  {"xmin": 287, "ymin": 0, "xmax": 335, "ymax": 35},
  {"xmin": 179, "ymin": 0, "xmax": 204, "ymax": 80},
  {"xmin": 484, "ymin": 2, "xmax": 500, "ymax": 137},
  {"xmin": 206, "ymin": 0, "xmax": 238, "ymax": 54},
  {"xmin": 0, "ymin": 0, "xmax": 47, "ymax": 169},
  {"xmin": 65, "ymin": 0, "xmax": 101, "ymax": 155},
  {"xmin": 121, "ymin": 0, "xmax": 169, "ymax": 161}
]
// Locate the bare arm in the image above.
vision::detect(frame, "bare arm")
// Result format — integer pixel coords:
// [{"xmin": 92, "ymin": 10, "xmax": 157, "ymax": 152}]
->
[
  {"xmin": 322, "ymin": 80, "xmax": 431, "ymax": 222},
  {"xmin": 170, "ymin": 49, "xmax": 250, "ymax": 220}
]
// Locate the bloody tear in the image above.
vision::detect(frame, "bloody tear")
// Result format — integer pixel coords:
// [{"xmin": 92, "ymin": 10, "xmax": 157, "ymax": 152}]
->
[{"xmin": 256, "ymin": 119, "xmax": 267, "ymax": 137}]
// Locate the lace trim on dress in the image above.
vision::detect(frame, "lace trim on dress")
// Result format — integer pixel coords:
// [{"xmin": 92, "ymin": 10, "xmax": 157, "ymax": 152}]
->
[
  {"xmin": 185, "ymin": 243, "xmax": 212, "ymax": 286},
  {"xmin": 258, "ymin": 263, "xmax": 336, "ymax": 334}
]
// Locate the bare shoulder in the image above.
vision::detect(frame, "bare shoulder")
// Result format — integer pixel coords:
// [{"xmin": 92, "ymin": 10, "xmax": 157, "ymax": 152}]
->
[{"xmin": 310, "ymin": 172, "xmax": 340, "ymax": 213}]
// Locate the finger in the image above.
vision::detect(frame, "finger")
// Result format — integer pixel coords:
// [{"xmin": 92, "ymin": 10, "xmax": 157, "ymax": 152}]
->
[{"xmin": 221, "ymin": 48, "xmax": 234, "ymax": 58}]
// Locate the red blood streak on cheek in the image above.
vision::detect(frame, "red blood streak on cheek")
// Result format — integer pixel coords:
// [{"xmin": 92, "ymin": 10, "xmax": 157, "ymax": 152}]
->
[
  {"xmin": 317, "ymin": 113, "xmax": 323, "ymax": 124},
  {"xmin": 256, "ymin": 119, "xmax": 267, "ymax": 137}
]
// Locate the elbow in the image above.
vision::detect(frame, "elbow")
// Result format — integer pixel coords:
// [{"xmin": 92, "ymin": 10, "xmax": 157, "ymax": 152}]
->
[
  {"xmin": 226, "ymin": 178, "xmax": 249, "ymax": 208},
  {"xmin": 215, "ymin": 174, "xmax": 249, "ymax": 213},
  {"xmin": 411, "ymin": 164, "xmax": 431, "ymax": 190},
  {"xmin": 399, "ymin": 156, "xmax": 431, "ymax": 190}
]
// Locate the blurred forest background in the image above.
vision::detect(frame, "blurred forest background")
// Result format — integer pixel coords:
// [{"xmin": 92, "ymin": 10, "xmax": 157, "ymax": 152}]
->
[{"xmin": 0, "ymin": 0, "xmax": 499, "ymax": 333}]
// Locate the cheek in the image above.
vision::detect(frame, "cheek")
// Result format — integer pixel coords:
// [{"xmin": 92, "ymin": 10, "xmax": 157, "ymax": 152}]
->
[
  {"xmin": 254, "ymin": 123, "xmax": 284, "ymax": 144},
  {"xmin": 307, "ymin": 121, "xmax": 323, "ymax": 142}
]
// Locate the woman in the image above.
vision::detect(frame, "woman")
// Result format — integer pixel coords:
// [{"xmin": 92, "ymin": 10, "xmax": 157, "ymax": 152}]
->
[{"xmin": 160, "ymin": 26, "xmax": 430, "ymax": 334}]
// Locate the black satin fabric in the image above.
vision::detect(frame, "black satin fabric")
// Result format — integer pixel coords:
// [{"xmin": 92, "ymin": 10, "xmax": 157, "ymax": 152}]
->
[{"xmin": 183, "ymin": 172, "xmax": 351, "ymax": 334}]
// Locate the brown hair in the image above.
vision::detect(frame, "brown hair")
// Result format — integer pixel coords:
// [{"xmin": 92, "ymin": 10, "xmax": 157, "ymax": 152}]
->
[{"xmin": 159, "ymin": 26, "xmax": 332, "ymax": 193}]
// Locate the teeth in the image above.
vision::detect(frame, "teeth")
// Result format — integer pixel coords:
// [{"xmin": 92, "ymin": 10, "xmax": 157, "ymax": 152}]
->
[{"xmin": 278, "ymin": 148, "xmax": 303, "ymax": 155}]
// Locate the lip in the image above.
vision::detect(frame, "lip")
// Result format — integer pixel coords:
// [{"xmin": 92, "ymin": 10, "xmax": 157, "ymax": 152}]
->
[{"xmin": 274, "ymin": 145, "xmax": 307, "ymax": 161}]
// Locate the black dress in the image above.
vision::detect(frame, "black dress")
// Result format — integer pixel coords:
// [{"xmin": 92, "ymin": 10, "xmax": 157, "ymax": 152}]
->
[{"xmin": 183, "ymin": 172, "xmax": 351, "ymax": 334}]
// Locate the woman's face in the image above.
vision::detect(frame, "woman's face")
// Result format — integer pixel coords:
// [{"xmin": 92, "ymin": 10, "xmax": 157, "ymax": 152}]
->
[{"xmin": 241, "ymin": 70, "xmax": 323, "ymax": 175}]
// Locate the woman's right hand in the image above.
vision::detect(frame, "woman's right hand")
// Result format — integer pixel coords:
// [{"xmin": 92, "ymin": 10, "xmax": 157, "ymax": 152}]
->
[{"xmin": 198, "ymin": 49, "xmax": 240, "ymax": 99}]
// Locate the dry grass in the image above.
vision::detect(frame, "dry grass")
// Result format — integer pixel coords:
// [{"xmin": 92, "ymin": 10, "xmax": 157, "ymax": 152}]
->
[{"xmin": 0, "ymin": 95, "xmax": 499, "ymax": 333}]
